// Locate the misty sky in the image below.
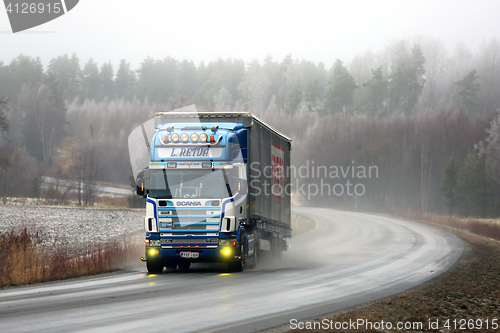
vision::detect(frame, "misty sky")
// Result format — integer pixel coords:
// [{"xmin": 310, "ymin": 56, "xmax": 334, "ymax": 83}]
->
[{"xmin": 1, "ymin": 0, "xmax": 499, "ymax": 69}]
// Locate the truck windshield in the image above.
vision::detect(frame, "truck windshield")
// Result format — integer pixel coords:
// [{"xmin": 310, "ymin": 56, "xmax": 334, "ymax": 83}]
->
[{"xmin": 149, "ymin": 169, "xmax": 233, "ymax": 199}]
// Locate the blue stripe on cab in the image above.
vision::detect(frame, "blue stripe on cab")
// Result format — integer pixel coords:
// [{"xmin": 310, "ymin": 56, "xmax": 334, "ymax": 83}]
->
[
  {"xmin": 174, "ymin": 222, "xmax": 219, "ymax": 225},
  {"xmin": 158, "ymin": 207, "xmax": 218, "ymax": 211},
  {"xmin": 159, "ymin": 215, "xmax": 220, "ymax": 218}
]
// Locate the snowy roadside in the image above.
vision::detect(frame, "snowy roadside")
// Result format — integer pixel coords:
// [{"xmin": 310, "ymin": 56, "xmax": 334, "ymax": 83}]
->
[{"xmin": 0, "ymin": 205, "xmax": 144, "ymax": 254}]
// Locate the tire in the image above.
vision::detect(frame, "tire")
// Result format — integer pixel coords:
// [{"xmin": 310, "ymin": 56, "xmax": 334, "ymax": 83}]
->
[
  {"xmin": 272, "ymin": 238, "xmax": 282, "ymax": 259},
  {"xmin": 165, "ymin": 264, "xmax": 177, "ymax": 271},
  {"xmin": 253, "ymin": 247, "xmax": 259, "ymax": 267},
  {"xmin": 249, "ymin": 234, "xmax": 259, "ymax": 269},
  {"xmin": 178, "ymin": 262, "xmax": 191, "ymax": 271},
  {"xmin": 146, "ymin": 260, "xmax": 163, "ymax": 273},
  {"xmin": 228, "ymin": 241, "xmax": 246, "ymax": 272}
]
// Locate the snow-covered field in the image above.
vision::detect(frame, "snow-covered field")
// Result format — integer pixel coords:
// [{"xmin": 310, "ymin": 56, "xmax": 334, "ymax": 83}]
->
[{"xmin": 0, "ymin": 205, "xmax": 144, "ymax": 250}]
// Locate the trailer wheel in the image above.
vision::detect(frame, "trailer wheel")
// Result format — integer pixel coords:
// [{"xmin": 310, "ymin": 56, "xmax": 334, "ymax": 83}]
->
[
  {"xmin": 146, "ymin": 260, "xmax": 163, "ymax": 274},
  {"xmin": 272, "ymin": 238, "xmax": 282, "ymax": 259},
  {"xmin": 253, "ymin": 246, "xmax": 259, "ymax": 267}
]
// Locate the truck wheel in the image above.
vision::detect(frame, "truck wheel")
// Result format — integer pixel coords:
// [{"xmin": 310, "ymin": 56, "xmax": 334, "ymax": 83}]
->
[
  {"xmin": 178, "ymin": 262, "xmax": 191, "ymax": 271},
  {"xmin": 146, "ymin": 260, "xmax": 163, "ymax": 274},
  {"xmin": 228, "ymin": 242, "xmax": 246, "ymax": 272},
  {"xmin": 165, "ymin": 264, "xmax": 177, "ymax": 271}
]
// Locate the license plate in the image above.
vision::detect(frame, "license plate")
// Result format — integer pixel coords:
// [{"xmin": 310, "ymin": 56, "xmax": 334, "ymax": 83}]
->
[{"xmin": 180, "ymin": 252, "xmax": 199, "ymax": 258}]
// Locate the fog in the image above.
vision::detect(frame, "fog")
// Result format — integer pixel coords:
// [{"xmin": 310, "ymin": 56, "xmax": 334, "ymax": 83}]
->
[
  {"xmin": 1, "ymin": 1, "xmax": 500, "ymax": 217},
  {"xmin": 1, "ymin": 1, "xmax": 500, "ymax": 69}
]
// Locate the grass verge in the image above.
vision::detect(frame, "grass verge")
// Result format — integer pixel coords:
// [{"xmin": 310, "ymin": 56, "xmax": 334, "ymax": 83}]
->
[
  {"xmin": 0, "ymin": 226, "xmax": 142, "ymax": 288},
  {"xmin": 268, "ymin": 214, "xmax": 500, "ymax": 333}
]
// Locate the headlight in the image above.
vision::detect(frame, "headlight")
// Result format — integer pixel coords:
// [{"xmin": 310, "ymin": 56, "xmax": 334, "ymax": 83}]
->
[
  {"xmin": 149, "ymin": 239, "xmax": 161, "ymax": 247},
  {"xmin": 190, "ymin": 133, "xmax": 199, "ymax": 142},
  {"xmin": 199, "ymin": 133, "xmax": 208, "ymax": 142},
  {"xmin": 171, "ymin": 133, "xmax": 179, "ymax": 142},
  {"xmin": 218, "ymin": 238, "xmax": 236, "ymax": 246},
  {"xmin": 180, "ymin": 133, "xmax": 189, "ymax": 142}
]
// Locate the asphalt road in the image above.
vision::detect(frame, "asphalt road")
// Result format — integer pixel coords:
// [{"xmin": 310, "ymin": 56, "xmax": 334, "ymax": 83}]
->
[{"xmin": 0, "ymin": 208, "xmax": 463, "ymax": 333}]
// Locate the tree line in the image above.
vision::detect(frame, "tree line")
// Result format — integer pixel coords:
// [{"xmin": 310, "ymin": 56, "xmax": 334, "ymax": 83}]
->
[
  {"xmin": 0, "ymin": 37, "xmax": 499, "ymax": 214},
  {"xmin": 1, "ymin": 37, "xmax": 499, "ymax": 115}
]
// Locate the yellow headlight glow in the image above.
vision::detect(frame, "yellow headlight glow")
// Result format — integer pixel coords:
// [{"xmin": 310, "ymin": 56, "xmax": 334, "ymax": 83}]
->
[{"xmin": 221, "ymin": 247, "xmax": 231, "ymax": 256}]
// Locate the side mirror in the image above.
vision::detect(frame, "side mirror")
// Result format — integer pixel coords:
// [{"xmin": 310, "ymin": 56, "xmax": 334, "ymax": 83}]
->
[
  {"xmin": 136, "ymin": 180, "xmax": 145, "ymax": 196},
  {"xmin": 136, "ymin": 168, "xmax": 149, "ymax": 197}
]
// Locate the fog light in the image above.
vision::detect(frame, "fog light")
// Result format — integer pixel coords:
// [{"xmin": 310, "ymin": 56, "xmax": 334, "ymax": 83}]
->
[
  {"xmin": 149, "ymin": 249, "xmax": 157, "ymax": 255},
  {"xmin": 220, "ymin": 247, "xmax": 231, "ymax": 256}
]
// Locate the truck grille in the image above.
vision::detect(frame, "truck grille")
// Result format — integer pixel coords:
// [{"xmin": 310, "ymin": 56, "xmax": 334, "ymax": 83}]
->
[{"xmin": 158, "ymin": 207, "xmax": 220, "ymax": 232}]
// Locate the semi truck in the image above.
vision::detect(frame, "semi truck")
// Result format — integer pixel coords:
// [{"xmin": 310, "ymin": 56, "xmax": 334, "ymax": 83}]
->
[{"xmin": 128, "ymin": 108, "xmax": 291, "ymax": 273}]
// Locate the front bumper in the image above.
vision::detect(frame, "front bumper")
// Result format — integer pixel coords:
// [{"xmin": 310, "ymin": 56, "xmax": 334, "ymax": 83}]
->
[{"xmin": 146, "ymin": 246, "xmax": 239, "ymax": 263}]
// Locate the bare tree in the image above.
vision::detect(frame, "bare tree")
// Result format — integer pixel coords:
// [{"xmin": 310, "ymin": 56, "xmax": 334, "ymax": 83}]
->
[
  {"xmin": 420, "ymin": 37, "xmax": 448, "ymax": 111},
  {"xmin": 81, "ymin": 143, "xmax": 101, "ymax": 206},
  {"xmin": 239, "ymin": 60, "xmax": 271, "ymax": 115},
  {"xmin": 0, "ymin": 144, "xmax": 36, "ymax": 198},
  {"xmin": 476, "ymin": 39, "xmax": 500, "ymax": 112}
]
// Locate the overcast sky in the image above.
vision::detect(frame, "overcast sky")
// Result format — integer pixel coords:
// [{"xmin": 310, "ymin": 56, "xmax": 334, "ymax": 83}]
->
[{"xmin": 1, "ymin": 0, "xmax": 499, "ymax": 70}]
